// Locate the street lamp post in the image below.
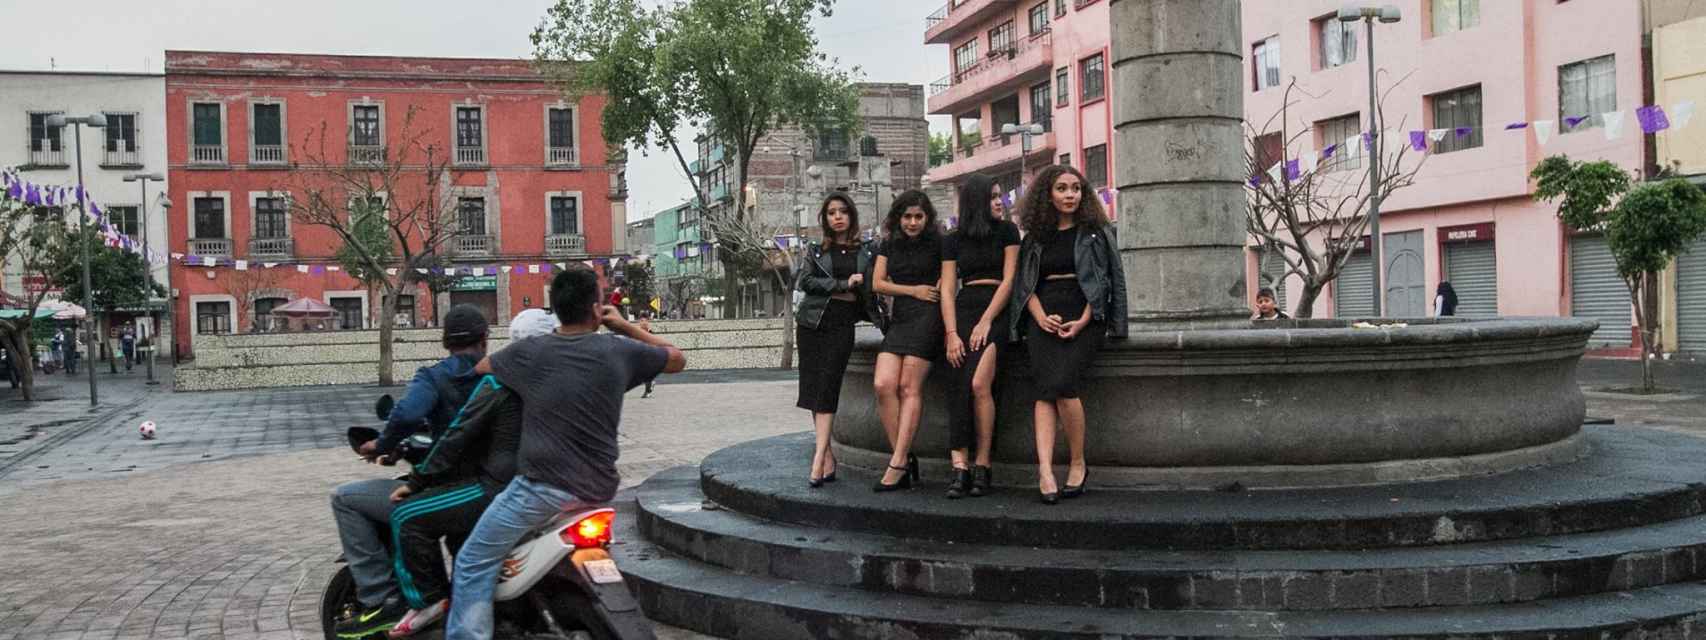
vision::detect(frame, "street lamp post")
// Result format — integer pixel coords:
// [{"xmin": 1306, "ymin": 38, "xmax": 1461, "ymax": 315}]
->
[
  {"xmin": 1339, "ymin": 4, "xmax": 1401, "ymax": 317},
  {"xmin": 46, "ymin": 113, "xmax": 106, "ymax": 407},
  {"xmin": 1001, "ymin": 123, "xmax": 1047, "ymax": 202},
  {"xmin": 123, "ymin": 173, "xmax": 165, "ymax": 385}
]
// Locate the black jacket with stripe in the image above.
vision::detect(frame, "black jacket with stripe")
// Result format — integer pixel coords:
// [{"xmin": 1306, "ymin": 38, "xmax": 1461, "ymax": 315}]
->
[{"xmin": 406, "ymin": 374, "xmax": 523, "ymax": 494}]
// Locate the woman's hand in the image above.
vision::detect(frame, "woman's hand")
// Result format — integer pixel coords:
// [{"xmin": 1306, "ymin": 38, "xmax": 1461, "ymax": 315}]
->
[
  {"xmin": 945, "ymin": 333, "xmax": 965, "ymax": 368},
  {"xmin": 969, "ymin": 320, "xmax": 991, "ymax": 352},
  {"xmin": 1056, "ymin": 318, "xmax": 1085, "ymax": 340},
  {"xmin": 847, "ymin": 273, "xmax": 865, "ymax": 287},
  {"xmin": 1033, "ymin": 310, "xmax": 1063, "ymax": 335},
  {"xmin": 912, "ymin": 285, "xmax": 940, "ymax": 302}
]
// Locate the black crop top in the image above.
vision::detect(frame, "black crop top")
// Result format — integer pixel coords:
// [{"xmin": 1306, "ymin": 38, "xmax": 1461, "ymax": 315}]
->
[
  {"xmin": 828, "ymin": 243, "xmax": 859, "ymax": 280},
  {"xmin": 878, "ymin": 234, "xmax": 943, "ymax": 286},
  {"xmin": 943, "ymin": 220, "xmax": 1020, "ymax": 283},
  {"xmin": 1039, "ymin": 226, "xmax": 1078, "ymax": 278}
]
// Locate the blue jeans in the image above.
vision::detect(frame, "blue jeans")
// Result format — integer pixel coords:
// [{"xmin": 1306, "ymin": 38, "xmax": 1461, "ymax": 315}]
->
[{"xmin": 444, "ymin": 476, "xmax": 584, "ymax": 640}]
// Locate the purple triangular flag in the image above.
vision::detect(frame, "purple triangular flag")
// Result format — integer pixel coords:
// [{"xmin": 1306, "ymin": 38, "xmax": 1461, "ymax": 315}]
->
[
  {"xmin": 7, "ymin": 180, "xmax": 21, "ymax": 200},
  {"xmin": 90, "ymin": 202, "xmax": 102, "ymax": 218},
  {"xmin": 1247, "ymin": 175, "xmax": 1262, "ymax": 188},
  {"xmin": 1321, "ymin": 143, "xmax": 1340, "ymax": 159},
  {"xmin": 24, "ymin": 185, "xmax": 40, "ymax": 206},
  {"xmin": 1504, "ymin": 122, "xmax": 1529, "ymax": 130},
  {"xmin": 1409, "ymin": 130, "xmax": 1427, "ymax": 151},
  {"xmin": 1454, "ymin": 127, "xmax": 1473, "ymax": 138},
  {"xmin": 1564, "ymin": 115, "xmax": 1590, "ymax": 128},
  {"xmin": 1361, "ymin": 132, "xmax": 1373, "ymax": 151},
  {"xmin": 1283, "ymin": 161, "xmax": 1300, "ymax": 182},
  {"xmin": 1637, "ymin": 105, "xmax": 1671, "ymax": 134},
  {"xmin": 1100, "ymin": 188, "xmax": 1114, "ymax": 204},
  {"xmin": 312, "ymin": 265, "xmax": 325, "ymax": 274},
  {"xmin": 947, "ymin": 217, "xmax": 958, "ymax": 228}
]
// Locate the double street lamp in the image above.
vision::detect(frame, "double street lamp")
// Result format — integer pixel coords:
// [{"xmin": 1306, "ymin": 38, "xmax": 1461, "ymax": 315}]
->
[
  {"xmin": 122, "ymin": 173, "xmax": 166, "ymax": 385},
  {"xmin": 1338, "ymin": 4, "xmax": 1401, "ymax": 317},
  {"xmin": 45, "ymin": 113, "xmax": 105, "ymax": 406},
  {"xmin": 1001, "ymin": 122, "xmax": 1047, "ymax": 201}
]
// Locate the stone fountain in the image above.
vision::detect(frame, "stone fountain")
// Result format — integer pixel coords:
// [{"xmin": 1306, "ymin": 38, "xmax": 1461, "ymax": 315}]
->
[{"xmin": 612, "ymin": 1, "xmax": 1706, "ymax": 637}]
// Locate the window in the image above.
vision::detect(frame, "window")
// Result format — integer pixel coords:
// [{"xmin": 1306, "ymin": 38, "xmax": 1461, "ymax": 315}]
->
[
  {"xmin": 392, "ymin": 295, "xmax": 415, "ymax": 328},
  {"xmin": 1318, "ymin": 16, "xmax": 1357, "ymax": 69},
  {"xmin": 103, "ymin": 113, "xmax": 138, "ymax": 162},
  {"xmin": 1430, "ymin": 85, "xmax": 1483, "ymax": 153},
  {"xmin": 1080, "ymin": 54, "xmax": 1106, "ymax": 102},
  {"xmin": 197, "ymin": 301, "xmax": 232, "ymax": 335},
  {"xmin": 1252, "ymin": 37, "xmax": 1281, "ymax": 91},
  {"xmin": 1059, "ymin": 153, "xmax": 1070, "ymax": 167},
  {"xmin": 1030, "ymin": 82, "xmax": 1052, "ymax": 129},
  {"xmin": 1055, "ymin": 0, "xmax": 1066, "ymax": 17},
  {"xmin": 330, "ymin": 298, "xmax": 364, "ymax": 330},
  {"xmin": 28, "ymin": 112, "xmax": 63, "ymax": 155},
  {"xmin": 456, "ymin": 107, "xmax": 482, "ymax": 149},
  {"xmin": 548, "ymin": 107, "xmax": 575, "ymax": 149},
  {"xmin": 1056, "ymin": 67, "xmax": 1070, "ymax": 107},
  {"xmin": 954, "ymin": 40, "xmax": 979, "ymax": 77},
  {"xmin": 1318, "ymin": 114, "xmax": 1362, "ymax": 171},
  {"xmin": 252, "ymin": 103, "xmax": 283, "ymax": 153},
  {"xmin": 254, "ymin": 297, "xmax": 287, "ymax": 332},
  {"xmin": 108, "ymin": 206, "xmax": 140, "ymax": 237},
  {"xmin": 1029, "ymin": 2, "xmax": 1050, "ymax": 35},
  {"xmin": 193, "ymin": 197, "xmax": 226, "ymax": 239},
  {"xmin": 815, "ymin": 128, "xmax": 850, "ymax": 160},
  {"xmin": 550, "ymin": 196, "xmax": 580, "ymax": 235},
  {"xmin": 1254, "ymin": 132, "xmax": 1284, "ymax": 176},
  {"xmin": 1560, "ymin": 55, "xmax": 1616, "ymax": 132},
  {"xmin": 458, "ymin": 197, "xmax": 486, "ymax": 235},
  {"xmin": 351, "ymin": 105, "xmax": 381, "ymax": 146},
  {"xmin": 989, "ymin": 21, "xmax": 1015, "ymax": 55},
  {"xmin": 255, "ymin": 197, "xmax": 288, "ymax": 239},
  {"xmin": 1083, "ymin": 144, "xmax": 1108, "ymax": 189},
  {"xmin": 1431, "ymin": 0, "xmax": 1480, "ymax": 35},
  {"xmin": 192, "ymin": 103, "xmax": 223, "ymax": 147}
]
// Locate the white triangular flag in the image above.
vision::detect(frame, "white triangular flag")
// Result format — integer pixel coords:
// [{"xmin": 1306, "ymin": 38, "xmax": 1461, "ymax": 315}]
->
[
  {"xmin": 1673, "ymin": 101, "xmax": 1696, "ymax": 128},
  {"xmin": 415, "ymin": 268, "xmax": 429, "ymax": 275},
  {"xmin": 1602, "ymin": 111, "xmax": 1626, "ymax": 141},
  {"xmin": 202, "ymin": 256, "xmax": 216, "ymax": 267},
  {"xmin": 1300, "ymin": 149, "xmax": 1319, "ymax": 174},
  {"xmin": 234, "ymin": 260, "xmax": 249, "ymax": 271},
  {"xmin": 262, "ymin": 262, "xmax": 278, "ymax": 269},
  {"xmin": 554, "ymin": 262, "xmax": 567, "ymax": 270},
  {"xmin": 328, "ymin": 266, "xmax": 341, "ymax": 272},
  {"xmin": 1266, "ymin": 162, "xmax": 1284, "ymax": 183},
  {"xmin": 528, "ymin": 264, "xmax": 541, "ymax": 274},
  {"xmin": 1343, "ymin": 135, "xmax": 1362, "ymax": 158},
  {"xmin": 1534, "ymin": 120, "xmax": 1556, "ymax": 146},
  {"xmin": 444, "ymin": 267, "xmax": 458, "ymax": 276},
  {"xmin": 1427, "ymin": 128, "xmax": 1449, "ymax": 142},
  {"xmin": 385, "ymin": 268, "xmax": 397, "ymax": 276},
  {"xmin": 171, "ymin": 252, "xmax": 184, "ymax": 260},
  {"xmin": 501, "ymin": 266, "xmax": 513, "ymax": 273},
  {"xmin": 297, "ymin": 265, "xmax": 310, "ymax": 273}
]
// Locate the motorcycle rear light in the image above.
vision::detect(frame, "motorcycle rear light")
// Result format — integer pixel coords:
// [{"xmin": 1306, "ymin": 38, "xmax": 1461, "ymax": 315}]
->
[{"xmin": 561, "ymin": 509, "xmax": 615, "ymax": 549}]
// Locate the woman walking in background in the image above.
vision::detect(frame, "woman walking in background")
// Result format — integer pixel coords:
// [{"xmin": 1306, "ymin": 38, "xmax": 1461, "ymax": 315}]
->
[
  {"xmin": 939, "ymin": 175, "xmax": 1020, "ymax": 499},
  {"xmin": 795, "ymin": 193, "xmax": 880, "ymax": 488},
  {"xmin": 1435, "ymin": 281, "xmax": 1459, "ymax": 317},
  {"xmin": 1010, "ymin": 165, "xmax": 1128, "ymax": 504},
  {"xmin": 870, "ymin": 190, "xmax": 946, "ymax": 492}
]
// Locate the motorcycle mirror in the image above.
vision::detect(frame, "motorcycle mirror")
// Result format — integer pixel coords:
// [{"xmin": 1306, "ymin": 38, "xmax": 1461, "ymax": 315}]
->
[{"xmin": 375, "ymin": 394, "xmax": 395, "ymax": 421}]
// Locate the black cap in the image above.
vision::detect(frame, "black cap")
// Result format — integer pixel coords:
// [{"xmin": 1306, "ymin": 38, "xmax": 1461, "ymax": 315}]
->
[{"xmin": 443, "ymin": 305, "xmax": 489, "ymax": 344}]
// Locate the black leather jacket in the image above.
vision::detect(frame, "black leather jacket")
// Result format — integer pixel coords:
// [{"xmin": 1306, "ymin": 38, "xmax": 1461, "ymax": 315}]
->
[
  {"xmin": 794, "ymin": 239, "xmax": 883, "ymax": 330},
  {"xmin": 1009, "ymin": 224, "xmax": 1129, "ymax": 339}
]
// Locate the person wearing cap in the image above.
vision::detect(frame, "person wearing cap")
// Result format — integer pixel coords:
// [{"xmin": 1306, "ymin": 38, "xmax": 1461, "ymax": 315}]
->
[
  {"xmin": 376, "ymin": 308, "xmax": 558, "ymax": 638},
  {"xmin": 330, "ymin": 304, "xmax": 489, "ymax": 639}
]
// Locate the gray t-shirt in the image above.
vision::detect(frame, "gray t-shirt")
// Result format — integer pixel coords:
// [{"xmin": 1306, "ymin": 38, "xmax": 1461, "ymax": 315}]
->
[{"xmin": 489, "ymin": 331, "xmax": 669, "ymax": 502}]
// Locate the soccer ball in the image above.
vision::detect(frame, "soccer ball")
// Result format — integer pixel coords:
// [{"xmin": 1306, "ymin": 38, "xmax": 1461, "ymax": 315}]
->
[{"xmin": 138, "ymin": 421, "xmax": 157, "ymax": 440}]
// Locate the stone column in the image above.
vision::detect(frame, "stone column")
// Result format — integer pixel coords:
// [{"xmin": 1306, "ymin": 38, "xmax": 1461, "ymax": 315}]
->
[{"xmin": 1111, "ymin": 0, "xmax": 1250, "ymax": 328}]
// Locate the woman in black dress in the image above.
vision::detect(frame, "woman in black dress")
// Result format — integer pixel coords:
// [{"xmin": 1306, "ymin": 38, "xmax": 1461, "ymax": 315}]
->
[
  {"xmin": 795, "ymin": 194, "xmax": 880, "ymax": 487},
  {"xmin": 870, "ymin": 190, "xmax": 946, "ymax": 491},
  {"xmin": 1009, "ymin": 165, "xmax": 1128, "ymax": 504},
  {"xmin": 939, "ymin": 174, "xmax": 1020, "ymax": 499}
]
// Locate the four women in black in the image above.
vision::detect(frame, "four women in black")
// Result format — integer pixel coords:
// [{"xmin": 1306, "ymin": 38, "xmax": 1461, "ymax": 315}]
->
[
  {"xmin": 939, "ymin": 175, "xmax": 1020, "ymax": 499},
  {"xmin": 792, "ymin": 165, "xmax": 1128, "ymax": 504},
  {"xmin": 794, "ymin": 193, "xmax": 881, "ymax": 487}
]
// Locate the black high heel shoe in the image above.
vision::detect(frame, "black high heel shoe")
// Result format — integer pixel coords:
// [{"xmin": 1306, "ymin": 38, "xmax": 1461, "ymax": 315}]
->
[
  {"xmin": 945, "ymin": 467, "xmax": 972, "ymax": 499},
  {"xmin": 969, "ymin": 465, "xmax": 992, "ymax": 497},
  {"xmin": 873, "ymin": 465, "xmax": 914, "ymax": 492},
  {"xmin": 1039, "ymin": 490, "xmax": 1059, "ymax": 505},
  {"xmin": 907, "ymin": 454, "xmax": 920, "ymax": 483},
  {"xmin": 1062, "ymin": 467, "xmax": 1090, "ymax": 499}
]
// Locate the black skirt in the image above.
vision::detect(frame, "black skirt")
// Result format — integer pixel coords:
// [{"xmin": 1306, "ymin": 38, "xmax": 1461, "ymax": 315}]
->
[
  {"xmin": 953, "ymin": 285, "xmax": 1010, "ymax": 347},
  {"xmin": 880, "ymin": 296, "xmax": 944, "ymax": 359},
  {"xmin": 797, "ymin": 299, "xmax": 860, "ymax": 413},
  {"xmin": 947, "ymin": 284, "xmax": 1010, "ymax": 450},
  {"xmin": 1025, "ymin": 279, "xmax": 1103, "ymax": 400}
]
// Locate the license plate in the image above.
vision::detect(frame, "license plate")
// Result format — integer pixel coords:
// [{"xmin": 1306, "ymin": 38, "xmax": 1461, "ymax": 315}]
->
[{"xmin": 582, "ymin": 558, "xmax": 624, "ymax": 584}]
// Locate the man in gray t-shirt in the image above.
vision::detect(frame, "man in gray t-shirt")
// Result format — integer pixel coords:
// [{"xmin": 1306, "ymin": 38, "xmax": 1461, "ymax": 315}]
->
[{"xmin": 445, "ymin": 267, "xmax": 686, "ymax": 640}]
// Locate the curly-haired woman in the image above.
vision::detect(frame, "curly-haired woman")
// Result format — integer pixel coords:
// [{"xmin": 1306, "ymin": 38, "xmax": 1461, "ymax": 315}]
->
[
  {"xmin": 869, "ymin": 189, "xmax": 946, "ymax": 491},
  {"xmin": 1009, "ymin": 165, "xmax": 1128, "ymax": 504}
]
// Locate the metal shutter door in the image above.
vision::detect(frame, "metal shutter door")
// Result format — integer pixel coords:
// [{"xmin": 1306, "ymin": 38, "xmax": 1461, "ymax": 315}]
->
[
  {"xmin": 1259, "ymin": 251, "xmax": 1288, "ymax": 311},
  {"xmin": 1570, "ymin": 235, "xmax": 1630, "ymax": 346},
  {"xmin": 1335, "ymin": 253, "xmax": 1374, "ymax": 319},
  {"xmin": 1679, "ymin": 241, "xmax": 1706, "ymax": 353},
  {"xmin": 1444, "ymin": 241, "xmax": 1498, "ymax": 317}
]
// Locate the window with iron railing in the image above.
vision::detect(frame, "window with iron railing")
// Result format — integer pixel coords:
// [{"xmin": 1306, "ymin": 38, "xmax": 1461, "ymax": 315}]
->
[
  {"xmin": 455, "ymin": 107, "xmax": 485, "ymax": 164},
  {"xmin": 103, "ymin": 113, "xmax": 140, "ymax": 166},
  {"xmin": 192, "ymin": 103, "xmax": 225, "ymax": 163},
  {"xmin": 1029, "ymin": 2, "xmax": 1050, "ymax": 35},
  {"xmin": 351, "ymin": 105, "xmax": 381, "ymax": 146},
  {"xmin": 550, "ymin": 196, "xmax": 580, "ymax": 235},
  {"xmin": 954, "ymin": 40, "xmax": 979, "ymax": 77},
  {"xmin": 197, "ymin": 301, "xmax": 231, "ymax": 335},
  {"xmin": 252, "ymin": 103, "xmax": 285, "ymax": 164},
  {"xmin": 255, "ymin": 197, "xmax": 288, "ymax": 239},
  {"xmin": 458, "ymin": 197, "xmax": 487, "ymax": 235},
  {"xmin": 193, "ymin": 197, "xmax": 226, "ymax": 239},
  {"xmin": 27, "ymin": 111, "xmax": 65, "ymax": 166},
  {"xmin": 989, "ymin": 21, "xmax": 1015, "ymax": 56},
  {"xmin": 548, "ymin": 107, "xmax": 577, "ymax": 165}
]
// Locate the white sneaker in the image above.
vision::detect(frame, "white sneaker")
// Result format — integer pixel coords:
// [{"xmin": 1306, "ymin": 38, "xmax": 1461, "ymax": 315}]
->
[{"xmin": 387, "ymin": 599, "xmax": 447, "ymax": 638}]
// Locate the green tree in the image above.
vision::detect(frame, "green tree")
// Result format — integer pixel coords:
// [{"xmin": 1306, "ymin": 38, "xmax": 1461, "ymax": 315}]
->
[
  {"xmin": 1532, "ymin": 157, "xmax": 1706, "ymax": 392},
  {"xmin": 0, "ymin": 202, "xmax": 69, "ymax": 401},
  {"xmin": 928, "ymin": 131, "xmax": 951, "ymax": 168},
  {"xmin": 46, "ymin": 224, "xmax": 166, "ymax": 372},
  {"xmin": 533, "ymin": 0, "xmax": 860, "ymax": 333}
]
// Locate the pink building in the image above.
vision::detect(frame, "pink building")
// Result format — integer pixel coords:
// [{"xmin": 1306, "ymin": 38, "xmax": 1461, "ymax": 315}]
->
[{"xmin": 923, "ymin": 0, "xmax": 1688, "ymax": 350}]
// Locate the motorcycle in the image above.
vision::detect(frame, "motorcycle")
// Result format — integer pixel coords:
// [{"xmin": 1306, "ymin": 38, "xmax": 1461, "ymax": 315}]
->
[{"xmin": 321, "ymin": 394, "xmax": 654, "ymax": 640}]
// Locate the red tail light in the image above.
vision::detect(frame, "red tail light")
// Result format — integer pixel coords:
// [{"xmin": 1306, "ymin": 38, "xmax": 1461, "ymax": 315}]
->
[{"xmin": 560, "ymin": 509, "xmax": 615, "ymax": 549}]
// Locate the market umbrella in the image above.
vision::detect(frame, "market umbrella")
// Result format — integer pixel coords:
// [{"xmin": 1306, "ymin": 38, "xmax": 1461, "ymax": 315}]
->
[
  {"xmin": 40, "ymin": 300, "xmax": 86, "ymax": 320},
  {"xmin": 270, "ymin": 298, "xmax": 336, "ymax": 317}
]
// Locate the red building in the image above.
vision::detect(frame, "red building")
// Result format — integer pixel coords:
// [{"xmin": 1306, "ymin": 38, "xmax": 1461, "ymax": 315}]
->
[{"xmin": 164, "ymin": 51, "xmax": 625, "ymax": 357}]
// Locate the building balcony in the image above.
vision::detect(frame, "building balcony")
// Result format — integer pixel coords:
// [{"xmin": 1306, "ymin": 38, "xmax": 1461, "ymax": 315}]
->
[
  {"xmin": 191, "ymin": 144, "xmax": 225, "ymax": 166},
  {"xmin": 102, "ymin": 148, "xmax": 141, "ymax": 168},
  {"xmin": 924, "ymin": 0, "xmax": 1018, "ymax": 45},
  {"xmin": 710, "ymin": 183, "xmax": 730, "ymax": 202},
  {"xmin": 251, "ymin": 144, "xmax": 286, "ymax": 166},
  {"xmin": 928, "ymin": 129, "xmax": 1056, "ymax": 184},
  {"xmin": 689, "ymin": 159, "xmax": 703, "ymax": 175},
  {"xmin": 452, "ymin": 233, "xmax": 494, "ymax": 257},
  {"xmin": 348, "ymin": 144, "xmax": 385, "ymax": 165},
  {"xmin": 455, "ymin": 147, "xmax": 486, "ymax": 167},
  {"xmin": 546, "ymin": 233, "xmax": 587, "ymax": 257},
  {"xmin": 547, "ymin": 146, "xmax": 578, "ymax": 167},
  {"xmin": 248, "ymin": 236, "xmax": 293, "ymax": 260},
  {"xmin": 928, "ymin": 30, "xmax": 1053, "ymax": 115},
  {"xmin": 189, "ymin": 237, "xmax": 232, "ymax": 258},
  {"xmin": 27, "ymin": 147, "xmax": 65, "ymax": 167}
]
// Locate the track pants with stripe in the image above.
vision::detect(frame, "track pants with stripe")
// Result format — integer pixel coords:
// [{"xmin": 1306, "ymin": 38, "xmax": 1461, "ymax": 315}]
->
[{"xmin": 392, "ymin": 482, "xmax": 493, "ymax": 609}]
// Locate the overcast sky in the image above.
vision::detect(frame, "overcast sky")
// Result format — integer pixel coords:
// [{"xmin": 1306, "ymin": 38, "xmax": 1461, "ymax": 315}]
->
[{"xmin": 0, "ymin": 0, "xmax": 948, "ymax": 221}]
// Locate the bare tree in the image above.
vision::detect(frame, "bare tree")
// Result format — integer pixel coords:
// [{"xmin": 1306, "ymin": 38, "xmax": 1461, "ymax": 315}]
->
[
  {"xmin": 279, "ymin": 106, "xmax": 462, "ymax": 385},
  {"xmin": 215, "ymin": 266, "xmax": 289, "ymax": 332},
  {"xmin": 1244, "ymin": 78, "xmax": 1426, "ymax": 317},
  {"xmin": 0, "ymin": 203, "xmax": 70, "ymax": 401}
]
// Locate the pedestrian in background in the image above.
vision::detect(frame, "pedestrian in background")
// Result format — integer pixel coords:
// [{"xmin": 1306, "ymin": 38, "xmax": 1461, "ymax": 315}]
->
[
  {"xmin": 638, "ymin": 312, "xmax": 657, "ymax": 398},
  {"xmin": 870, "ymin": 189, "xmax": 946, "ymax": 492},
  {"xmin": 794, "ymin": 193, "xmax": 880, "ymax": 488},
  {"xmin": 1435, "ymin": 281, "xmax": 1459, "ymax": 317},
  {"xmin": 121, "ymin": 326, "xmax": 136, "ymax": 372},
  {"xmin": 938, "ymin": 174, "xmax": 1020, "ymax": 499},
  {"xmin": 1010, "ymin": 165, "xmax": 1128, "ymax": 505},
  {"xmin": 1252, "ymin": 288, "xmax": 1290, "ymax": 321}
]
